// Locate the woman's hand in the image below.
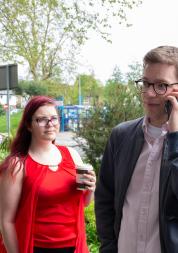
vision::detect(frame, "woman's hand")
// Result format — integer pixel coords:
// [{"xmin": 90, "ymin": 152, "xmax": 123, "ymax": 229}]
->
[
  {"xmin": 82, "ymin": 169, "xmax": 96, "ymax": 206},
  {"xmin": 83, "ymin": 169, "xmax": 96, "ymax": 192}
]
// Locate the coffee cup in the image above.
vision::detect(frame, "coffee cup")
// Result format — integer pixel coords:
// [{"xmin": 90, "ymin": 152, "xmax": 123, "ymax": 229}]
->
[{"xmin": 76, "ymin": 164, "xmax": 93, "ymax": 190}]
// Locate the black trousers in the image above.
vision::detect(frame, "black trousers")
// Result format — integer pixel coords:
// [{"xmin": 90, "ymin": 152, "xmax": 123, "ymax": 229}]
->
[{"xmin": 33, "ymin": 247, "xmax": 75, "ymax": 253}]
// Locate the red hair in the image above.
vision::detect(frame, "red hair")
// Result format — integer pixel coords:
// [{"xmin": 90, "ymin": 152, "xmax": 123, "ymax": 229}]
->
[{"xmin": 0, "ymin": 96, "xmax": 57, "ymax": 174}]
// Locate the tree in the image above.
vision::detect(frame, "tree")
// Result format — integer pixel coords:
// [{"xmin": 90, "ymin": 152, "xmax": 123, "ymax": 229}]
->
[
  {"xmin": 0, "ymin": 104, "xmax": 5, "ymax": 116},
  {"xmin": 16, "ymin": 79, "xmax": 75, "ymax": 104},
  {"xmin": 0, "ymin": 0, "xmax": 142, "ymax": 80},
  {"xmin": 110, "ymin": 65, "xmax": 124, "ymax": 83},
  {"xmin": 71, "ymin": 74, "xmax": 104, "ymax": 105},
  {"xmin": 104, "ymin": 79, "xmax": 121, "ymax": 105},
  {"xmin": 126, "ymin": 61, "xmax": 143, "ymax": 83},
  {"xmin": 42, "ymin": 79, "xmax": 74, "ymax": 104},
  {"xmin": 15, "ymin": 80, "xmax": 48, "ymax": 98},
  {"xmin": 104, "ymin": 67, "xmax": 126, "ymax": 106},
  {"xmin": 77, "ymin": 82, "xmax": 144, "ymax": 174}
]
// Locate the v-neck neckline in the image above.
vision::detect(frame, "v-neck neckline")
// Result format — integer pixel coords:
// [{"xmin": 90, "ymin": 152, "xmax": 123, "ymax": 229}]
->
[{"xmin": 27, "ymin": 153, "xmax": 62, "ymax": 172}]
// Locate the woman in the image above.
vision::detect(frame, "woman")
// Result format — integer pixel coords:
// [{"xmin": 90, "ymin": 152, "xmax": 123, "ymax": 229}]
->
[{"xmin": 0, "ymin": 96, "xmax": 96, "ymax": 253}]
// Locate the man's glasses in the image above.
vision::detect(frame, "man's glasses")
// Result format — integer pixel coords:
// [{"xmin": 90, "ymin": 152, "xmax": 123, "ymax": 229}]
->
[
  {"xmin": 33, "ymin": 116, "xmax": 59, "ymax": 127},
  {"xmin": 135, "ymin": 79, "xmax": 178, "ymax": 95}
]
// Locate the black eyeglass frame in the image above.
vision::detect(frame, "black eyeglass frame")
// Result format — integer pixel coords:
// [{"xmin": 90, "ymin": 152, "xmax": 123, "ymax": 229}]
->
[
  {"xmin": 33, "ymin": 116, "xmax": 59, "ymax": 127},
  {"xmin": 135, "ymin": 79, "xmax": 178, "ymax": 95}
]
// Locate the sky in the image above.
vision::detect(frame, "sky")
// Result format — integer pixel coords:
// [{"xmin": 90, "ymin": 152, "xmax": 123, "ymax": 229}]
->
[{"xmin": 78, "ymin": 0, "xmax": 178, "ymax": 84}]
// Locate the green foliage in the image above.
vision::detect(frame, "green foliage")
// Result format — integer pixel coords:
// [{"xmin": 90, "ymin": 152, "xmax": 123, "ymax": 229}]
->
[
  {"xmin": 0, "ymin": 149, "xmax": 8, "ymax": 162},
  {"xmin": 16, "ymin": 74, "xmax": 104, "ymax": 107},
  {"xmin": 15, "ymin": 80, "xmax": 48, "ymax": 97},
  {"xmin": 0, "ymin": 133, "xmax": 14, "ymax": 152},
  {"xmin": 42, "ymin": 79, "xmax": 74, "ymax": 104},
  {"xmin": 77, "ymin": 83, "xmax": 144, "ymax": 175},
  {"xmin": 126, "ymin": 61, "xmax": 143, "ymax": 83},
  {"xmin": 72, "ymin": 74, "xmax": 104, "ymax": 105},
  {"xmin": 0, "ymin": 0, "xmax": 142, "ymax": 80},
  {"xmin": 110, "ymin": 65, "xmax": 125, "ymax": 83},
  {"xmin": 85, "ymin": 202, "xmax": 100, "ymax": 253},
  {"xmin": 0, "ymin": 104, "xmax": 5, "ymax": 116},
  {"xmin": 0, "ymin": 133, "xmax": 14, "ymax": 162},
  {"xmin": 0, "ymin": 111, "xmax": 21, "ymax": 162},
  {"xmin": 0, "ymin": 111, "xmax": 22, "ymax": 133},
  {"xmin": 16, "ymin": 79, "xmax": 76, "ymax": 105}
]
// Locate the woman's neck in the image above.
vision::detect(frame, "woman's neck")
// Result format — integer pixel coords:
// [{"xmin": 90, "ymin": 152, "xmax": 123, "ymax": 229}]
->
[
  {"xmin": 28, "ymin": 140, "xmax": 61, "ymax": 166},
  {"xmin": 29, "ymin": 139, "xmax": 54, "ymax": 154}
]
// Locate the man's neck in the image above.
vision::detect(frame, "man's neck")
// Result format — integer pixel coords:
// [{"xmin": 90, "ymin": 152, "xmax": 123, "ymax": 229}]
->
[{"xmin": 147, "ymin": 116, "xmax": 167, "ymax": 128}]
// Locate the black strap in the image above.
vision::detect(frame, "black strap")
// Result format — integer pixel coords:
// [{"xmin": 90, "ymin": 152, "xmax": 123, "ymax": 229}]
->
[{"xmin": 33, "ymin": 247, "xmax": 75, "ymax": 253}]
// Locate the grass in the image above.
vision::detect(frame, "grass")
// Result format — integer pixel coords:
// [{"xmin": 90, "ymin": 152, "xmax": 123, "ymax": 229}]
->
[
  {"xmin": 0, "ymin": 111, "xmax": 22, "ymax": 162},
  {"xmin": 0, "ymin": 111, "xmax": 22, "ymax": 133},
  {"xmin": 85, "ymin": 201, "xmax": 100, "ymax": 252}
]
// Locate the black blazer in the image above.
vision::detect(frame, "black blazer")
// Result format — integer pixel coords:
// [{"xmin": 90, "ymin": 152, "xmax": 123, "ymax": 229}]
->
[{"xmin": 95, "ymin": 117, "xmax": 178, "ymax": 253}]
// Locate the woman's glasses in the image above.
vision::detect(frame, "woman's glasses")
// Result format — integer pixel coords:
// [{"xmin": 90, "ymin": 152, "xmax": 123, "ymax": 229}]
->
[{"xmin": 33, "ymin": 116, "xmax": 59, "ymax": 127}]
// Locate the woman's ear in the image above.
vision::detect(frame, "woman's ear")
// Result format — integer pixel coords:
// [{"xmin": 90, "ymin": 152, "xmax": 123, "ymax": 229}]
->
[{"xmin": 26, "ymin": 122, "xmax": 32, "ymax": 132}]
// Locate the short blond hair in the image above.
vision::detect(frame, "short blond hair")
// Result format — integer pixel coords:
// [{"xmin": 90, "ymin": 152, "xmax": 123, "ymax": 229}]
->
[{"xmin": 143, "ymin": 46, "xmax": 178, "ymax": 77}]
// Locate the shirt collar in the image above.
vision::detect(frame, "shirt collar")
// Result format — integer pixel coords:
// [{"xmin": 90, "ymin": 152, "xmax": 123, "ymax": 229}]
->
[{"xmin": 142, "ymin": 116, "xmax": 168, "ymax": 136}]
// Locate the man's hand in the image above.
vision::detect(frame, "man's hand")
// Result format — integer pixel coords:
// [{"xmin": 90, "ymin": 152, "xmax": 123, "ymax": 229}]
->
[{"xmin": 167, "ymin": 88, "xmax": 178, "ymax": 132}]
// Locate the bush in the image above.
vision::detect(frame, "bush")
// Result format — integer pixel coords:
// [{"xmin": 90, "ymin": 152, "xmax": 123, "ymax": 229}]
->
[
  {"xmin": 0, "ymin": 104, "xmax": 5, "ymax": 116},
  {"xmin": 0, "ymin": 149, "xmax": 8, "ymax": 162},
  {"xmin": 76, "ymin": 83, "xmax": 144, "ymax": 175},
  {"xmin": 0, "ymin": 134, "xmax": 13, "ymax": 151},
  {"xmin": 15, "ymin": 80, "xmax": 48, "ymax": 96},
  {"xmin": 85, "ymin": 202, "xmax": 100, "ymax": 253},
  {"xmin": 0, "ymin": 132, "xmax": 15, "ymax": 162}
]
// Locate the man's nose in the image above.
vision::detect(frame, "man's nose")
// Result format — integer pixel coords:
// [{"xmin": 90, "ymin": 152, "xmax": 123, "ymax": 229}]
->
[{"xmin": 146, "ymin": 85, "xmax": 157, "ymax": 96}]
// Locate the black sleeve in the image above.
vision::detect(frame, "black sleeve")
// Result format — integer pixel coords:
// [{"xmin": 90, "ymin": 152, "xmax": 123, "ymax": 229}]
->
[
  {"xmin": 168, "ymin": 131, "xmax": 178, "ymax": 198},
  {"xmin": 95, "ymin": 133, "xmax": 117, "ymax": 253}
]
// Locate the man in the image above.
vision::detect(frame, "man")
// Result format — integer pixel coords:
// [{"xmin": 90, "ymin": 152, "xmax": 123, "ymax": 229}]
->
[{"xmin": 95, "ymin": 46, "xmax": 178, "ymax": 253}]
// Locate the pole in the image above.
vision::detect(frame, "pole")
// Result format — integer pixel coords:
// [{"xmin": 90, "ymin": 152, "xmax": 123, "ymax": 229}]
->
[
  {"xmin": 6, "ymin": 65, "xmax": 10, "ymax": 138},
  {"xmin": 78, "ymin": 75, "xmax": 82, "ymax": 105},
  {"xmin": 78, "ymin": 75, "xmax": 82, "ymax": 130}
]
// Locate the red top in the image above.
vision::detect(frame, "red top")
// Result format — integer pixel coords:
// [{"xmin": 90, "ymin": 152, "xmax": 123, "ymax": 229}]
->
[
  {"xmin": 0, "ymin": 146, "xmax": 89, "ymax": 253},
  {"xmin": 32, "ymin": 146, "xmax": 81, "ymax": 248}
]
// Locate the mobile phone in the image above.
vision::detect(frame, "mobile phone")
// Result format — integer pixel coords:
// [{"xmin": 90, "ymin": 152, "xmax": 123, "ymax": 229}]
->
[
  {"xmin": 165, "ymin": 99, "xmax": 178, "ymax": 119},
  {"xmin": 165, "ymin": 100, "xmax": 172, "ymax": 119}
]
